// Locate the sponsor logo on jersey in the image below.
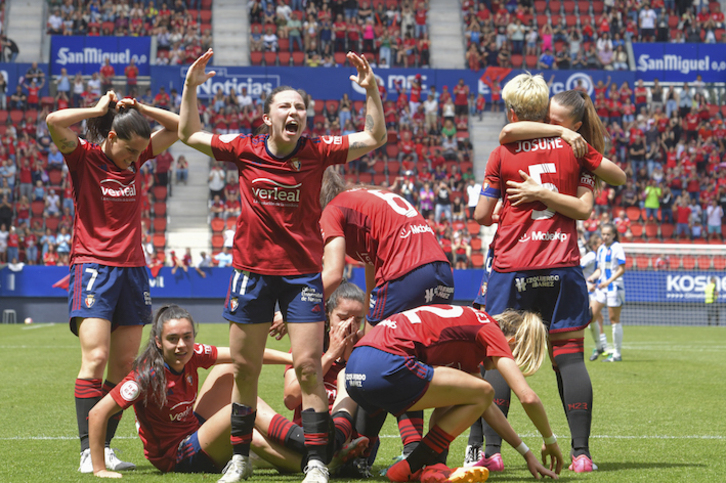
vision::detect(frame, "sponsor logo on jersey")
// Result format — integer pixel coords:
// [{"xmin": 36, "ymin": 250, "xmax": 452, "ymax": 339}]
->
[
  {"xmin": 345, "ymin": 372, "xmax": 367, "ymax": 387},
  {"xmin": 519, "ymin": 230, "xmax": 568, "ymax": 243},
  {"xmin": 230, "ymin": 297, "xmax": 239, "ymax": 313},
  {"xmin": 143, "ymin": 291, "xmax": 152, "ymax": 305},
  {"xmin": 399, "ymin": 223, "xmax": 434, "ymax": 238},
  {"xmin": 186, "ymin": 375, "xmax": 193, "ymax": 385},
  {"xmin": 250, "ymin": 178, "xmax": 302, "ymax": 206},
  {"xmin": 516, "ymin": 274, "xmax": 561, "ymax": 292},
  {"xmin": 321, "ymin": 135, "xmax": 343, "ymax": 145},
  {"xmin": 169, "ymin": 400, "xmax": 195, "ymax": 422},
  {"xmin": 290, "ymin": 158, "xmax": 300, "ymax": 171},
  {"xmin": 85, "ymin": 294, "xmax": 95, "ymax": 308},
  {"xmin": 100, "ymin": 179, "xmax": 137, "ymax": 198},
  {"xmin": 119, "ymin": 381, "xmax": 140, "ymax": 402}
]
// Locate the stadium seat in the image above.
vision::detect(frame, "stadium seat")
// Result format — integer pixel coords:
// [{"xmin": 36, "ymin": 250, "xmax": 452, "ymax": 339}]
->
[
  {"xmin": 634, "ymin": 254, "xmax": 650, "ymax": 269},
  {"xmin": 644, "ymin": 222, "xmax": 658, "ymax": 239},
  {"xmin": 313, "ymin": 100, "xmax": 325, "ymax": 115},
  {"xmin": 388, "ymin": 162, "xmax": 400, "ymax": 176},
  {"xmin": 263, "ymin": 52, "xmax": 277, "ymax": 66},
  {"xmin": 577, "ymin": 0, "xmax": 589, "ymax": 12},
  {"xmin": 153, "ymin": 202, "xmax": 167, "ymax": 217},
  {"xmin": 563, "ymin": 1, "xmax": 576, "ymax": 12},
  {"xmin": 470, "ymin": 237, "xmax": 482, "ymax": 251},
  {"xmin": 292, "ymin": 51, "xmax": 305, "ymax": 66},
  {"xmin": 550, "ymin": 0, "xmax": 561, "ymax": 11},
  {"xmin": 325, "ymin": 100, "xmax": 339, "ymax": 116},
  {"xmin": 152, "ymin": 234, "xmax": 166, "ymax": 249},
  {"xmin": 630, "ymin": 222, "xmax": 644, "ymax": 238},
  {"xmin": 697, "ymin": 255, "xmax": 712, "ymax": 269},
  {"xmin": 278, "ymin": 38, "xmax": 289, "ymax": 52},
  {"xmin": 25, "ymin": 110, "xmax": 38, "ymax": 124},
  {"xmin": 31, "ymin": 200, "xmax": 45, "ymax": 216},
  {"xmin": 334, "ymin": 52, "xmax": 347, "ymax": 65},
  {"xmin": 624, "ymin": 257, "xmax": 635, "ymax": 269},
  {"xmin": 626, "ymin": 206, "xmax": 641, "ymax": 221},
  {"xmin": 385, "ymin": 144, "xmax": 399, "ymax": 159},
  {"xmin": 226, "ymin": 217, "xmax": 237, "ymax": 230},
  {"xmin": 681, "ymin": 255, "xmax": 697, "ymax": 270},
  {"xmin": 511, "ymin": 54, "xmax": 524, "ymax": 67},
  {"xmin": 152, "ymin": 185, "xmax": 168, "ymax": 201},
  {"xmin": 660, "ymin": 223, "xmax": 674, "ymax": 239},
  {"xmin": 211, "ymin": 217, "xmax": 225, "ymax": 233},
  {"xmin": 470, "ymin": 252, "xmax": 485, "ymax": 268},
  {"xmin": 525, "ymin": 55, "xmax": 538, "ymax": 68},
  {"xmin": 0, "ymin": 111, "xmax": 7, "ymax": 124},
  {"xmin": 152, "ymin": 217, "xmax": 167, "ymax": 233},
  {"xmin": 45, "ymin": 217, "xmax": 59, "ymax": 232},
  {"xmin": 534, "ymin": 0, "xmax": 547, "ymax": 11},
  {"xmin": 358, "ymin": 172, "xmax": 373, "ymax": 184},
  {"xmin": 278, "ymin": 51, "xmax": 291, "ymax": 65},
  {"xmin": 467, "ymin": 220, "xmax": 481, "ymax": 236},
  {"xmin": 565, "ymin": 14, "xmax": 577, "ymax": 26},
  {"xmin": 373, "ymin": 173, "xmax": 388, "ymax": 185},
  {"xmin": 200, "ymin": 9, "xmax": 212, "ymax": 22},
  {"xmin": 713, "ymin": 257, "xmax": 726, "ymax": 270},
  {"xmin": 250, "ymin": 52, "xmax": 263, "ymax": 65},
  {"xmin": 48, "ymin": 170, "xmax": 63, "ymax": 187},
  {"xmin": 9, "ymin": 110, "xmax": 23, "ymax": 124},
  {"xmin": 211, "ymin": 234, "xmax": 224, "ymax": 249},
  {"xmin": 591, "ymin": 1, "xmax": 603, "ymax": 13}
]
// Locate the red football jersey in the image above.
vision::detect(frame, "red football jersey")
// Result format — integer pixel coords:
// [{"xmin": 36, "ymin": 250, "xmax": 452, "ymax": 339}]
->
[
  {"xmin": 110, "ymin": 343, "xmax": 218, "ymax": 473},
  {"xmin": 484, "ymin": 137, "xmax": 602, "ymax": 272},
  {"xmin": 320, "ymin": 189, "xmax": 450, "ymax": 286},
  {"xmin": 357, "ymin": 305, "xmax": 513, "ymax": 374},
  {"xmin": 211, "ymin": 133, "xmax": 348, "ymax": 275},
  {"xmin": 64, "ymin": 139, "xmax": 155, "ymax": 266}
]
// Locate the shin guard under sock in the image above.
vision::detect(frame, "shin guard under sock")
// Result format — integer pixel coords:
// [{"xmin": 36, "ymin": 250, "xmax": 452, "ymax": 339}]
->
[
  {"xmin": 481, "ymin": 369, "xmax": 511, "ymax": 457},
  {"xmin": 355, "ymin": 407, "xmax": 387, "ymax": 458},
  {"xmin": 75, "ymin": 378, "xmax": 102, "ymax": 451},
  {"xmin": 552, "ymin": 338, "xmax": 592, "ymax": 458},
  {"xmin": 397, "ymin": 411, "xmax": 424, "ymax": 456},
  {"xmin": 268, "ymin": 413, "xmax": 306, "ymax": 454},
  {"xmin": 301, "ymin": 409, "xmax": 332, "ymax": 464},
  {"xmin": 230, "ymin": 403, "xmax": 255, "ymax": 457},
  {"xmin": 332, "ymin": 410, "xmax": 354, "ymax": 451},
  {"xmin": 406, "ymin": 425, "xmax": 455, "ymax": 473}
]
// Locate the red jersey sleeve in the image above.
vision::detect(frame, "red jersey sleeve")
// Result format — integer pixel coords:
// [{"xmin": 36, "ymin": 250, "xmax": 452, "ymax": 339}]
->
[
  {"xmin": 579, "ymin": 170, "xmax": 596, "ymax": 192},
  {"xmin": 110, "ymin": 371, "xmax": 144, "ymax": 411},
  {"xmin": 579, "ymin": 144, "xmax": 603, "ymax": 172},
  {"xmin": 475, "ymin": 322, "xmax": 515, "ymax": 361},
  {"xmin": 484, "ymin": 146, "xmax": 503, "ymax": 194},
  {"xmin": 210, "ymin": 133, "xmax": 252, "ymax": 162},
  {"xmin": 192, "ymin": 343, "xmax": 218, "ymax": 369},
  {"xmin": 319, "ymin": 204, "xmax": 346, "ymax": 242},
  {"xmin": 63, "ymin": 138, "xmax": 86, "ymax": 171}
]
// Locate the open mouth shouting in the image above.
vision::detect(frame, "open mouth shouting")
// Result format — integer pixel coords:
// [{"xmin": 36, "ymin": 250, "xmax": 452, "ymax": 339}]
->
[{"xmin": 285, "ymin": 120, "xmax": 300, "ymax": 135}]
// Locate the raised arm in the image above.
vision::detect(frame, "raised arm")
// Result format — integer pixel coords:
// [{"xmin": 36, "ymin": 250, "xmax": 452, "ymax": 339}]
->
[
  {"xmin": 178, "ymin": 49, "xmax": 216, "ymax": 157},
  {"xmin": 88, "ymin": 394, "xmax": 124, "ymax": 478},
  {"xmin": 126, "ymin": 99, "xmax": 179, "ymax": 155},
  {"xmin": 345, "ymin": 52, "xmax": 386, "ymax": 163},
  {"xmin": 46, "ymin": 91, "xmax": 117, "ymax": 153}
]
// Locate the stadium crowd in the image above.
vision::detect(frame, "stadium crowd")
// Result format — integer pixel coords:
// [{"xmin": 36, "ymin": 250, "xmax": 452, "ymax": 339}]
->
[
  {"xmin": 46, "ymin": 0, "xmax": 212, "ymax": 65},
  {"xmin": 249, "ymin": 0, "xmax": 431, "ymax": 68},
  {"xmin": 462, "ymin": 0, "xmax": 725, "ymax": 70}
]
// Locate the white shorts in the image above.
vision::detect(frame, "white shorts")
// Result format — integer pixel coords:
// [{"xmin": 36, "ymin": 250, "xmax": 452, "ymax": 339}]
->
[{"xmin": 594, "ymin": 286, "xmax": 625, "ymax": 307}]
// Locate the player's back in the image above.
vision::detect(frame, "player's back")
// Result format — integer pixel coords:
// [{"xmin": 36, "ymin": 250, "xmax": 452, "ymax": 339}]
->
[
  {"xmin": 485, "ymin": 137, "xmax": 596, "ymax": 272},
  {"xmin": 321, "ymin": 188, "xmax": 448, "ymax": 285}
]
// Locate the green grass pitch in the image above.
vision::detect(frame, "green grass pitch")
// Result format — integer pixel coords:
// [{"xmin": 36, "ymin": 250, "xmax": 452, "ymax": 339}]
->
[{"xmin": 1, "ymin": 323, "xmax": 724, "ymax": 482}]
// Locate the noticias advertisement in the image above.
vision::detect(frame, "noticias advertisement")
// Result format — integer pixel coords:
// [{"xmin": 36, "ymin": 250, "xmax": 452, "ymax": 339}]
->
[
  {"xmin": 50, "ymin": 36, "xmax": 151, "ymax": 76},
  {"xmin": 626, "ymin": 271, "xmax": 726, "ymax": 303},
  {"xmin": 150, "ymin": 65, "xmax": 636, "ymax": 103},
  {"xmin": 632, "ymin": 43, "xmax": 726, "ymax": 83}
]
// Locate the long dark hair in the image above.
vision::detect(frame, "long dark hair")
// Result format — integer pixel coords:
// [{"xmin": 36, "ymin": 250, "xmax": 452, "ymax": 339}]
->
[
  {"xmin": 600, "ymin": 222, "xmax": 619, "ymax": 243},
  {"xmin": 323, "ymin": 281, "xmax": 366, "ymax": 350},
  {"xmin": 86, "ymin": 101, "xmax": 152, "ymax": 143},
  {"xmin": 132, "ymin": 305, "xmax": 197, "ymax": 408},
  {"xmin": 551, "ymin": 90, "xmax": 606, "ymax": 155},
  {"xmin": 253, "ymin": 86, "xmax": 309, "ymax": 135},
  {"xmin": 320, "ymin": 166, "xmax": 348, "ymax": 209}
]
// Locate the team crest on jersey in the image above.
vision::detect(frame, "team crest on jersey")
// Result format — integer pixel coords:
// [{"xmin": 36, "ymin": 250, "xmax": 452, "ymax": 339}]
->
[
  {"xmin": 119, "ymin": 381, "xmax": 140, "ymax": 402},
  {"xmin": 230, "ymin": 297, "xmax": 239, "ymax": 312},
  {"xmin": 290, "ymin": 158, "xmax": 300, "ymax": 171},
  {"xmin": 85, "ymin": 294, "xmax": 95, "ymax": 308},
  {"xmin": 186, "ymin": 375, "xmax": 193, "ymax": 385},
  {"xmin": 127, "ymin": 164, "xmax": 136, "ymax": 173}
]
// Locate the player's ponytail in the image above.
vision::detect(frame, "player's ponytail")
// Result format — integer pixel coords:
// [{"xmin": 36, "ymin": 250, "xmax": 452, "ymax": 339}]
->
[
  {"xmin": 494, "ymin": 310, "xmax": 547, "ymax": 377},
  {"xmin": 133, "ymin": 305, "xmax": 197, "ymax": 408},
  {"xmin": 320, "ymin": 166, "xmax": 349, "ymax": 208},
  {"xmin": 551, "ymin": 90, "xmax": 606, "ymax": 155},
  {"xmin": 86, "ymin": 101, "xmax": 151, "ymax": 143}
]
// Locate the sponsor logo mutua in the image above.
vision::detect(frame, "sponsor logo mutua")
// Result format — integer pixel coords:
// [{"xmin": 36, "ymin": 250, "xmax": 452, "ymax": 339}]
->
[
  {"xmin": 399, "ymin": 223, "xmax": 434, "ymax": 238},
  {"xmin": 56, "ymin": 48, "xmax": 147, "ymax": 66},
  {"xmin": 518, "ymin": 230, "xmax": 568, "ymax": 243},
  {"xmin": 251, "ymin": 178, "xmax": 301, "ymax": 205},
  {"xmin": 101, "ymin": 179, "xmax": 136, "ymax": 198}
]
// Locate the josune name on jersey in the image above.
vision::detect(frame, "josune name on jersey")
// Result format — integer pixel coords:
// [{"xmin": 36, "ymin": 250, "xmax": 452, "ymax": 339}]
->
[{"xmin": 514, "ymin": 137, "xmax": 565, "ymax": 153}]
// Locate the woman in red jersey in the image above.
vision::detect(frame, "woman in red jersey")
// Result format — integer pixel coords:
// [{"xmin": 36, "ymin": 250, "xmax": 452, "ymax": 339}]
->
[
  {"xmin": 88, "ymin": 305, "xmax": 291, "ymax": 478},
  {"xmin": 344, "ymin": 305, "xmax": 562, "ymax": 483},
  {"xmin": 178, "ymin": 48, "xmax": 385, "ymax": 483},
  {"xmin": 46, "ymin": 90, "xmax": 180, "ymax": 473}
]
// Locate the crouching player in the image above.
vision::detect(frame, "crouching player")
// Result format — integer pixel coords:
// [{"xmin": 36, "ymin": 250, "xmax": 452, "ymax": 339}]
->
[{"xmin": 344, "ymin": 305, "xmax": 563, "ymax": 483}]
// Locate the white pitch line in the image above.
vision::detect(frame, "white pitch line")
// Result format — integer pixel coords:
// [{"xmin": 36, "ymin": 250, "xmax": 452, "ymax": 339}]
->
[
  {"xmin": 21, "ymin": 322, "xmax": 56, "ymax": 330},
  {"xmin": 0, "ymin": 345, "xmax": 78, "ymax": 349}
]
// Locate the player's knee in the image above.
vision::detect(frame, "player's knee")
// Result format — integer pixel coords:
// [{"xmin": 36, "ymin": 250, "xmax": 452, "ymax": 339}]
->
[
  {"xmin": 293, "ymin": 358, "xmax": 321, "ymax": 390},
  {"xmin": 232, "ymin": 358, "xmax": 263, "ymax": 383},
  {"xmin": 82, "ymin": 346, "xmax": 110, "ymax": 372}
]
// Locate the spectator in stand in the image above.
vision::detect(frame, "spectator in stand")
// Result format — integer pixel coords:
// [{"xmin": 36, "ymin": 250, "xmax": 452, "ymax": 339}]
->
[
  {"xmin": 213, "ymin": 245, "xmax": 232, "ymax": 267},
  {"xmin": 706, "ymin": 198, "xmax": 723, "ymax": 240},
  {"xmin": 674, "ymin": 195, "xmax": 691, "ymax": 238},
  {"xmin": 153, "ymin": 149, "xmax": 173, "ymax": 187},
  {"xmin": 0, "ymin": 197, "xmax": 11, "ymax": 230},
  {"xmin": 639, "ymin": 2, "xmax": 657, "ymax": 41},
  {"xmin": 453, "ymin": 79, "xmax": 469, "ymax": 118},
  {"xmin": 262, "ymin": 25, "xmax": 279, "ymax": 52},
  {"xmin": 124, "ymin": 58, "xmax": 139, "ymax": 97},
  {"xmin": 643, "ymin": 179, "xmax": 662, "ymax": 221},
  {"xmin": 153, "ymin": 86, "xmax": 171, "ymax": 110},
  {"xmin": 48, "ymin": 7, "xmax": 64, "ymax": 34},
  {"xmin": 208, "ymin": 162, "xmax": 226, "ymax": 199},
  {"xmin": 100, "ymin": 58, "xmax": 115, "ymax": 93},
  {"xmin": 1, "ymin": 35, "xmax": 19, "ymax": 63},
  {"xmin": 87, "ymin": 72, "xmax": 102, "ymax": 99},
  {"xmin": 46, "ymin": 188, "xmax": 61, "ymax": 217},
  {"xmin": 537, "ymin": 48, "xmax": 555, "ymax": 69},
  {"xmin": 10, "ymin": 85, "xmax": 27, "ymax": 111},
  {"xmin": 175, "ymin": 155, "xmax": 188, "ymax": 185}
]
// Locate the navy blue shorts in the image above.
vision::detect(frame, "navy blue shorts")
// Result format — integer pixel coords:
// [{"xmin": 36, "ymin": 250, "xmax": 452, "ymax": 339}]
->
[
  {"xmin": 223, "ymin": 270, "xmax": 325, "ymax": 324},
  {"xmin": 368, "ymin": 261, "xmax": 454, "ymax": 324},
  {"xmin": 68, "ymin": 264, "xmax": 152, "ymax": 336},
  {"xmin": 345, "ymin": 346, "xmax": 434, "ymax": 417},
  {"xmin": 174, "ymin": 431, "xmax": 221, "ymax": 473},
  {"xmin": 473, "ymin": 247, "xmax": 494, "ymax": 308},
  {"xmin": 485, "ymin": 266, "xmax": 591, "ymax": 334}
]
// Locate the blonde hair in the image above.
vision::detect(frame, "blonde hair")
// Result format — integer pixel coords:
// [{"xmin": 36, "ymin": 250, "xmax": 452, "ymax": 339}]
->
[
  {"xmin": 501, "ymin": 73, "xmax": 550, "ymax": 122},
  {"xmin": 493, "ymin": 310, "xmax": 548, "ymax": 377}
]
